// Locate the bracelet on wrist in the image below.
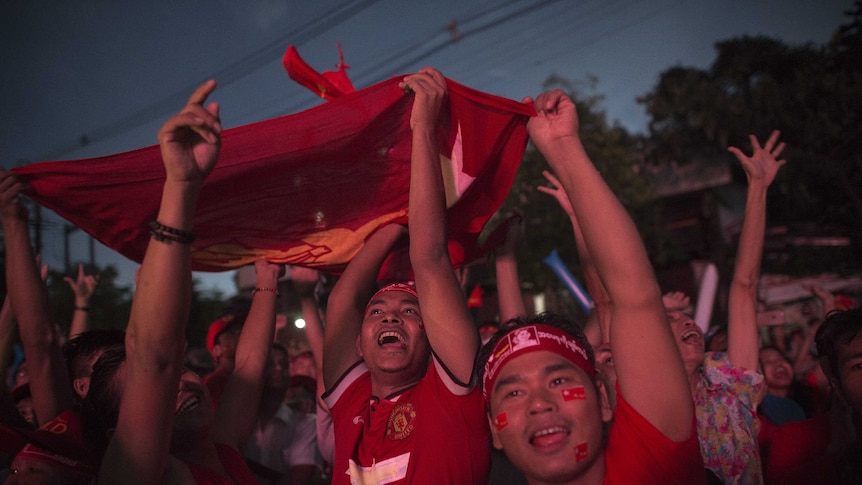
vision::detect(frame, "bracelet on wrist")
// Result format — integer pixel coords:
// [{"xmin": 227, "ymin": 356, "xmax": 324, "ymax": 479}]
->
[
  {"xmin": 148, "ymin": 220, "xmax": 196, "ymax": 244},
  {"xmin": 252, "ymin": 287, "xmax": 279, "ymax": 296},
  {"xmin": 74, "ymin": 306, "xmax": 90, "ymax": 312}
]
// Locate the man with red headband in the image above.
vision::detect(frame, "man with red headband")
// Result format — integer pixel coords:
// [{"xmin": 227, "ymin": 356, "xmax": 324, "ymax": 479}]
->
[
  {"xmin": 4, "ymin": 410, "xmax": 98, "ymax": 485},
  {"xmin": 476, "ymin": 89, "xmax": 706, "ymax": 484},
  {"xmin": 322, "ymin": 68, "xmax": 489, "ymax": 484}
]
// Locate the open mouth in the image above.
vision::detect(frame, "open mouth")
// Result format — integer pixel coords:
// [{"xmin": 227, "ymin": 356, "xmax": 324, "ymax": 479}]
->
[
  {"xmin": 176, "ymin": 395, "xmax": 200, "ymax": 416},
  {"xmin": 377, "ymin": 331, "xmax": 407, "ymax": 347},
  {"xmin": 530, "ymin": 426, "xmax": 570, "ymax": 448},
  {"xmin": 681, "ymin": 330, "xmax": 701, "ymax": 343}
]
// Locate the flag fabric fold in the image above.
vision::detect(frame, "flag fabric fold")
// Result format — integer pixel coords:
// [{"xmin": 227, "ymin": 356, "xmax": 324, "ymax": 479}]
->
[{"xmin": 13, "ymin": 47, "xmax": 534, "ymax": 274}]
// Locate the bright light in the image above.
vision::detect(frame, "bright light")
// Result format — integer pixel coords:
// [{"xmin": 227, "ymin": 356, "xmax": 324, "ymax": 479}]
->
[
  {"xmin": 294, "ymin": 318, "xmax": 306, "ymax": 329},
  {"xmin": 533, "ymin": 294, "xmax": 546, "ymax": 314}
]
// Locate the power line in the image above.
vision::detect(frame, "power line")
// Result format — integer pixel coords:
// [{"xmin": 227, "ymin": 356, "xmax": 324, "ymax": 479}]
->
[
  {"xmin": 41, "ymin": 0, "xmax": 384, "ymax": 161},
  {"xmin": 267, "ymin": 0, "xmax": 571, "ymax": 117}
]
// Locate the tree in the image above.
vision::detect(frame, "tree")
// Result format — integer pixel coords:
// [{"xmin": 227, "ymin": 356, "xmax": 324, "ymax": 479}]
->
[{"xmin": 638, "ymin": 4, "xmax": 862, "ymax": 273}]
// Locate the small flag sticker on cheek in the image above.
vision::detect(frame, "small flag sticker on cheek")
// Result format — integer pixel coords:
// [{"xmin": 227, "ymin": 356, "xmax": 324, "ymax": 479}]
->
[
  {"xmin": 574, "ymin": 442, "xmax": 589, "ymax": 462},
  {"xmin": 493, "ymin": 412, "xmax": 508, "ymax": 430},
  {"xmin": 561, "ymin": 386, "xmax": 586, "ymax": 401}
]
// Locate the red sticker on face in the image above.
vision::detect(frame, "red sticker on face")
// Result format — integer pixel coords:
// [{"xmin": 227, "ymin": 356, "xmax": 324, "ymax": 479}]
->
[
  {"xmin": 493, "ymin": 412, "xmax": 508, "ymax": 430},
  {"xmin": 574, "ymin": 441, "xmax": 589, "ymax": 462},
  {"xmin": 561, "ymin": 386, "xmax": 586, "ymax": 401}
]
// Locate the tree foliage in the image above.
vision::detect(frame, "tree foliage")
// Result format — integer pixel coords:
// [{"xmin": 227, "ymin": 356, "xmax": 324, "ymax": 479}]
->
[{"xmin": 638, "ymin": 4, "xmax": 862, "ymax": 244}]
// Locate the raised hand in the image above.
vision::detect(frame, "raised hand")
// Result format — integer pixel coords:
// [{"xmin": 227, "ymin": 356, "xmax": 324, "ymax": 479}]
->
[
  {"xmin": 157, "ymin": 80, "xmax": 222, "ymax": 184},
  {"xmin": 727, "ymin": 130, "xmax": 786, "ymax": 187},
  {"xmin": 523, "ymin": 90, "xmax": 579, "ymax": 155},
  {"xmin": 254, "ymin": 258, "xmax": 285, "ymax": 288},
  {"xmin": 64, "ymin": 264, "xmax": 99, "ymax": 301},
  {"xmin": 662, "ymin": 291, "xmax": 692, "ymax": 313},
  {"xmin": 399, "ymin": 67, "xmax": 447, "ymax": 132},
  {"xmin": 537, "ymin": 169, "xmax": 575, "ymax": 218},
  {"xmin": 0, "ymin": 169, "xmax": 28, "ymax": 222}
]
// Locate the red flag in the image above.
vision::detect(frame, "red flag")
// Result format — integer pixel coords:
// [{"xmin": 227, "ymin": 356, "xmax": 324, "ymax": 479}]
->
[
  {"xmin": 13, "ymin": 47, "xmax": 534, "ymax": 274},
  {"xmin": 283, "ymin": 44, "xmax": 355, "ymax": 100}
]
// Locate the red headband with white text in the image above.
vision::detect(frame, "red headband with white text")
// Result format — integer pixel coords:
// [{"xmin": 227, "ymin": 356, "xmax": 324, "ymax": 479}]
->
[
  {"xmin": 365, "ymin": 283, "xmax": 418, "ymax": 311},
  {"xmin": 483, "ymin": 324, "xmax": 595, "ymax": 402}
]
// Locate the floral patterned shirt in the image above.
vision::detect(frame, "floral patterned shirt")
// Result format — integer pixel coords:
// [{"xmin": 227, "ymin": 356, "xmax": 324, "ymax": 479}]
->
[{"xmin": 694, "ymin": 351, "xmax": 766, "ymax": 485}]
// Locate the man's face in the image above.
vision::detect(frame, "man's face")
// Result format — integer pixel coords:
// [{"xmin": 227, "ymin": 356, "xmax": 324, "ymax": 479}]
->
[
  {"xmin": 487, "ymin": 350, "xmax": 611, "ymax": 483},
  {"xmin": 358, "ymin": 290, "xmax": 430, "ymax": 379},
  {"xmin": 6, "ymin": 455, "xmax": 83, "ymax": 485},
  {"xmin": 667, "ymin": 310, "xmax": 705, "ymax": 367},
  {"xmin": 290, "ymin": 354, "xmax": 316, "ymax": 379},
  {"xmin": 173, "ymin": 368, "xmax": 214, "ymax": 433},
  {"xmin": 832, "ymin": 333, "xmax": 862, "ymax": 415},
  {"xmin": 111, "ymin": 363, "xmax": 213, "ymax": 436},
  {"xmin": 213, "ymin": 327, "xmax": 240, "ymax": 364}
]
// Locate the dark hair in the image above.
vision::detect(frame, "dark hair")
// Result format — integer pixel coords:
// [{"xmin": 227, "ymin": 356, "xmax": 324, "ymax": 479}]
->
[
  {"xmin": 80, "ymin": 346, "xmax": 126, "ymax": 453},
  {"xmin": 473, "ymin": 312, "xmax": 594, "ymax": 395},
  {"xmin": 63, "ymin": 329, "xmax": 126, "ymax": 381},
  {"xmin": 758, "ymin": 345, "xmax": 791, "ymax": 365},
  {"xmin": 815, "ymin": 308, "xmax": 862, "ymax": 382}
]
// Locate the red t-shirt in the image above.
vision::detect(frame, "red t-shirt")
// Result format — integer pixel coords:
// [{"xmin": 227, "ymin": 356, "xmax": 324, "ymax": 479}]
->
[
  {"xmin": 184, "ymin": 442, "xmax": 257, "ymax": 485},
  {"xmin": 759, "ymin": 413, "xmax": 832, "ymax": 485},
  {"xmin": 603, "ymin": 391, "xmax": 706, "ymax": 485},
  {"xmin": 324, "ymin": 361, "xmax": 490, "ymax": 485}
]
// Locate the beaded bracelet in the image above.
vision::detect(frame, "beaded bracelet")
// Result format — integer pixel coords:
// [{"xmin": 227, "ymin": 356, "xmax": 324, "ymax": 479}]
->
[
  {"xmin": 252, "ymin": 287, "xmax": 279, "ymax": 296},
  {"xmin": 149, "ymin": 220, "xmax": 196, "ymax": 244}
]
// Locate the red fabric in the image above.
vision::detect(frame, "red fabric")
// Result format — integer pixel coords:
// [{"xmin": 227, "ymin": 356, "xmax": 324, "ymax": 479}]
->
[
  {"xmin": 183, "ymin": 442, "xmax": 257, "ymax": 484},
  {"xmin": 12, "ymin": 47, "xmax": 533, "ymax": 274},
  {"xmin": 759, "ymin": 413, "xmax": 832, "ymax": 485},
  {"xmin": 604, "ymin": 391, "xmax": 706, "ymax": 485},
  {"xmin": 283, "ymin": 45, "xmax": 354, "ymax": 100}
]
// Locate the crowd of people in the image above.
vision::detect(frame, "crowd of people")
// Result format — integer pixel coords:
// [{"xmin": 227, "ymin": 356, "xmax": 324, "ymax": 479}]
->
[{"xmin": 0, "ymin": 67, "xmax": 860, "ymax": 485}]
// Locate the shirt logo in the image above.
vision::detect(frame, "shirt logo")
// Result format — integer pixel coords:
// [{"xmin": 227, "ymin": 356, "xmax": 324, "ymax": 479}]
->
[
  {"xmin": 353, "ymin": 415, "xmax": 365, "ymax": 425},
  {"xmin": 386, "ymin": 402, "xmax": 416, "ymax": 440}
]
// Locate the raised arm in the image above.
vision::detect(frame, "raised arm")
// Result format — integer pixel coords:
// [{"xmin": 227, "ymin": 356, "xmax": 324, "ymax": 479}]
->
[
  {"xmin": 726, "ymin": 131, "xmax": 785, "ymax": 371},
  {"xmin": 323, "ymin": 224, "xmax": 406, "ymax": 390},
  {"xmin": 538, "ymin": 169, "xmax": 610, "ymax": 346},
  {"xmin": 292, "ymin": 266, "xmax": 336, "ymax": 463},
  {"xmin": 401, "ymin": 68, "xmax": 478, "ymax": 387},
  {"xmin": 292, "ymin": 267, "xmax": 327, "ymax": 399},
  {"xmin": 494, "ymin": 217, "xmax": 527, "ymax": 323},
  {"xmin": 101, "ymin": 80, "xmax": 221, "ymax": 484},
  {"xmin": 65, "ymin": 264, "xmax": 98, "ymax": 338},
  {"xmin": 0, "ymin": 170, "xmax": 74, "ymax": 426},
  {"xmin": 527, "ymin": 90, "xmax": 690, "ymax": 440},
  {"xmin": 213, "ymin": 259, "xmax": 283, "ymax": 449},
  {"xmin": 0, "ymin": 298, "xmax": 16, "ymax": 389}
]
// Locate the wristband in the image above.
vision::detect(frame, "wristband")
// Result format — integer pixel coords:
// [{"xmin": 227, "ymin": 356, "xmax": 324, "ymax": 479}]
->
[
  {"xmin": 148, "ymin": 220, "xmax": 196, "ymax": 244},
  {"xmin": 252, "ymin": 287, "xmax": 279, "ymax": 296}
]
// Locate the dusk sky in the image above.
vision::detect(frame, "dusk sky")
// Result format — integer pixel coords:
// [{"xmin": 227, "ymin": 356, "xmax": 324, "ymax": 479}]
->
[{"xmin": 1, "ymin": 0, "xmax": 852, "ymax": 296}]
